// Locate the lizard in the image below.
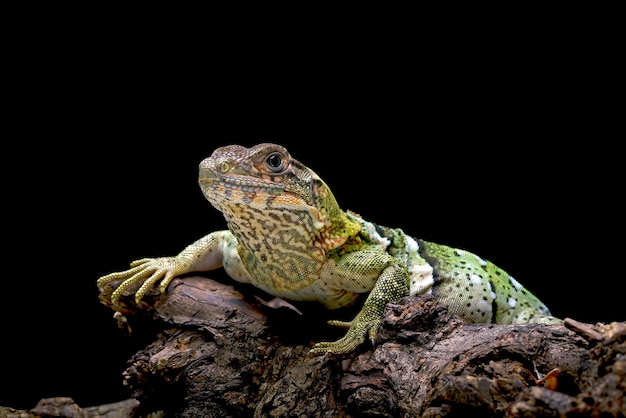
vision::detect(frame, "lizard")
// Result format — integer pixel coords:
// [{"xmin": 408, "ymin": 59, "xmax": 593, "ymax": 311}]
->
[{"xmin": 97, "ymin": 143, "xmax": 561, "ymax": 355}]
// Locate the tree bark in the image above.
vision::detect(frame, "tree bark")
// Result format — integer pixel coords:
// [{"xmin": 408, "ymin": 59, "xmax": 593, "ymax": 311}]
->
[{"xmin": 6, "ymin": 275, "xmax": 623, "ymax": 417}]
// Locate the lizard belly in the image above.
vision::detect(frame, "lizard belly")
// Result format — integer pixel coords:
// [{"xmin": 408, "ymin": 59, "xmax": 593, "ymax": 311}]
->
[{"xmin": 250, "ymin": 276, "xmax": 361, "ymax": 310}]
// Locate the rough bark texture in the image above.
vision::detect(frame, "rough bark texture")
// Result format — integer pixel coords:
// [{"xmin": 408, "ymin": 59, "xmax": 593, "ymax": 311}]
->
[{"xmin": 4, "ymin": 275, "xmax": 624, "ymax": 417}]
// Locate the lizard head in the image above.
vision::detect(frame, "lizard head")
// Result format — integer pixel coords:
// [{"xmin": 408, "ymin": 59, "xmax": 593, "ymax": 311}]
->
[
  {"xmin": 199, "ymin": 143, "xmax": 319, "ymax": 212},
  {"xmin": 198, "ymin": 143, "xmax": 360, "ymax": 254}
]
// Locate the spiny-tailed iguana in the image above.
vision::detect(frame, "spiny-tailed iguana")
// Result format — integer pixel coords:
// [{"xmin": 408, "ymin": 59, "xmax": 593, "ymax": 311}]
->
[{"xmin": 98, "ymin": 143, "xmax": 560, "ymax": 354}]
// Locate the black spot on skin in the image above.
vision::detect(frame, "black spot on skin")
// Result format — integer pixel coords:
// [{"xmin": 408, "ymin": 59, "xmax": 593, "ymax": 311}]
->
[{"xmin": 489, "ymin": 280, "xmax": 498, "ymax": 324}]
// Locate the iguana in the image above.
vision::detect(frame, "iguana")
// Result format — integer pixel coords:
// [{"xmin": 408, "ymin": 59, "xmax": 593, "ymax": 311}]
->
[{"xmin": 98, "ymin": 143, "xmax": 560, "ymax": 354}]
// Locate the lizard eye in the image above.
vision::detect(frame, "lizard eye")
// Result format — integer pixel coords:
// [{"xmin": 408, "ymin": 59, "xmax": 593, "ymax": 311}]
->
[{"xmin": 265, "ymin": 152, "xmax": 286, "ymax": 173}]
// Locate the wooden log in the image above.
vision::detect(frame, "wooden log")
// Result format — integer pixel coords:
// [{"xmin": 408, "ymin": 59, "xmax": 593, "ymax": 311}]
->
[
  {"xmin": 5, "ymin": 275, "xmax": 623, "ymax": 417},
  {"xmin": 94, "ymin": 275, "xmax": 626, "ymax": 417}
]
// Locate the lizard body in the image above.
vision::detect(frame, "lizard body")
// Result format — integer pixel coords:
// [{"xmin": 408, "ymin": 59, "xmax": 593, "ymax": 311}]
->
[{"xmin": 98, "ymin": 143, "xmax": 560, "ymax": 354}]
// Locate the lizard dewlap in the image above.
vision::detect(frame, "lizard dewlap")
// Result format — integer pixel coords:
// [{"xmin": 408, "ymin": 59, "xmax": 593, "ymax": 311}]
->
[{"xmin": 98, "ymin": 143, "xmax": 561, "ymax": 355}]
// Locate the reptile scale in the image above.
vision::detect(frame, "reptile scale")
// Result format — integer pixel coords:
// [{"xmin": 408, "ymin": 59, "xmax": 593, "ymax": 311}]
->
[{"xmin": 98, "ymin": 143, "xmax": 561, "ymax": 354}]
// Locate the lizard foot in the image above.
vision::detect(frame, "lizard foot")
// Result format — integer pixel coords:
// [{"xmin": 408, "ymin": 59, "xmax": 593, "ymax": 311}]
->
[
  {"xmin": 309, "ymin": 313, "xmax": 380, "ymax": 355},
  {"xmin": 97, "ymin": 257, "xmax": 180, "ymax": 307}
]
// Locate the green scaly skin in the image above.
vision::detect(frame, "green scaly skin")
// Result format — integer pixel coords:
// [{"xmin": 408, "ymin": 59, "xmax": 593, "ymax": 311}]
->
[{"xmin": 98, "ymin": 143, "xmax": 561, "ymax": 355}]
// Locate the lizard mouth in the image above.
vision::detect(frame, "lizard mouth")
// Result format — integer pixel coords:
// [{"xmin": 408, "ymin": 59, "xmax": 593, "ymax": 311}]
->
[{"xmin": 199, "ymin": 168, "xmax": 284, "ymax": 194}]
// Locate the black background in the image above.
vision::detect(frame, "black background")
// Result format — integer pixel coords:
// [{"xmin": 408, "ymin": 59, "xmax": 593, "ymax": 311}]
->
[{"xmin": 2, "ymin": 20, "xmax": 623, "ymax": 411}]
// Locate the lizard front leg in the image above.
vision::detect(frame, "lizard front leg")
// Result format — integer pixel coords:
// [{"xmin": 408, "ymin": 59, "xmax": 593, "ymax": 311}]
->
[
  {"xmin": 310, "ymin": 254, "xmax": 410, "ymax": 355},
  {"xmin": 97, "ymin": 230, "xmax": 241, "ymax": 307}
]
